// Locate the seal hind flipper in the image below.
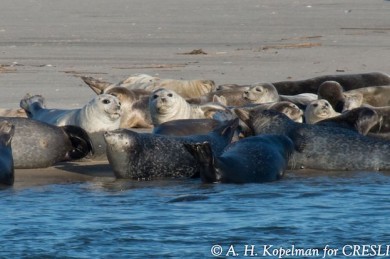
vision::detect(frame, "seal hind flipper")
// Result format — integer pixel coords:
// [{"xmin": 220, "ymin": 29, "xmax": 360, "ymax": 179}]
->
[
  {"xmin": 81, "ymin": 76, "xmax": 112, "ymax": 94},
  {"xmin": 353, "ymin": 108, "xmax": 380, "ymax": 135},
  {"xmin": 183, "ymin": 142, "xmax": 219, "ymax": 183},
  {"xmin": 290, "ymin": 128, "xmax": 308, "ymax": 153},
  {"xmin": 19, "ymin": 94, "xmax": 46, "ymax": 117},
  {"xmin": 61, "ymin": 125, "xmax": 94, "ymax": 160}
]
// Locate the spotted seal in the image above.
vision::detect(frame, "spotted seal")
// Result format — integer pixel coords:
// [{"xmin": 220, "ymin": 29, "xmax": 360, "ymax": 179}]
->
[
  {"xmin": 272, "ymin": 72, "xmax": 390, "ymax": 95},
  {"xmin": 304, "ymin": 99, "xmax": 340, "ymax": 124},
  {"xmin": 20, "ymin": 94, "xmax": 122, "ymax": 133},
  {"xmin": 0, "ymin": 121, "xmax": 15, "ymax": 186},
  {"xmin": 149, "ymin": 88, "xmax": 230, "ymax": 126},
  {"xmin": 104, "ymin": 119, "xmax": 238, "ymax": 180},
  {"xmin": 184, "ymin": 134, "xmax": 294, "ymax": 183},
  {"xmin": 234, "ymin": 109, "xmax": 390, "ymax": 171},
  {"xmin": 0, "ymin": 117, "xmax": 93, "ymax": 169}
]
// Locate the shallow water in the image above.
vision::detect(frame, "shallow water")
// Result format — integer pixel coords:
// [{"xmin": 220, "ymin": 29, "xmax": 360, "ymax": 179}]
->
[{"xmin": 1, "ymin": 170, "xmax": 390, "ymax": 258}]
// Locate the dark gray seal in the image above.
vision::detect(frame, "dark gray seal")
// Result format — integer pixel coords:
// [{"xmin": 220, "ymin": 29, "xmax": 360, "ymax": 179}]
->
[
  {"xmin": 104, "ymin": 119, "xmax": 238, "ymax": 180},
  {"xmin": 184, "ymin": 134, "xmax": 294, "ymax": 184},
  {"xmin": 272, "ymin": 72, "xmax": 390, "ymax": 95},
  {"xmin": 153, "ymin": 119, "xmax": 224, "ymax": 136},
  {"xmin": 0, "ymin": 121, "xmax": 15, "ymax": 186},
  {"xmin": 0, "ymin": 117, "xmax": 93, "ymax": 169},
  {"xmin": 234, "ymin": 109, "xmax": 390, "ymax": 171}
]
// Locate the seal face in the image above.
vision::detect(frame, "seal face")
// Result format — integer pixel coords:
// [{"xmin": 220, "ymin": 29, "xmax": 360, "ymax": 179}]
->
[
  {"xmin": 243, "ymin": 83, "xmax": 279, "ymax": 104},
  {"xmin": 235, "ymin": 109, "xmax": 390, "ymax": 171},
  {"xmin": 0, "ymin": 117, "xmax": 93, "ymax": 169},
  {"xmin": 0, "ymin": 121, "xmax": 15, "ymax": 186},
  {"xmin": 104, "ymin": 119, "xmax": 238, "ymax": 180},
  {"xmin": 20, "ymin": 94, "xmax": 122, "ymax": 133},
  {"xmin": 184, "ymin": 134, "xmax": 294, "ymax": 184},
  {"xmin": 304, "ymin": 99, "xmax": 340, "ymax": 124}
]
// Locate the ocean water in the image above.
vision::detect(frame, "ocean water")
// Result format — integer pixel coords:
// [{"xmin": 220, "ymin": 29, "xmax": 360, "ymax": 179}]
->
[{"xmin": 1, "ymin": 170, "xmax": 390, "ymax": 259}]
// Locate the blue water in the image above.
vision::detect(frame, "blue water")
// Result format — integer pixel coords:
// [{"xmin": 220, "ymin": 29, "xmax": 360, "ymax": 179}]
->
[{"xmin": 1, "ymin": 170, "xmax": 390, "ymax": 258}]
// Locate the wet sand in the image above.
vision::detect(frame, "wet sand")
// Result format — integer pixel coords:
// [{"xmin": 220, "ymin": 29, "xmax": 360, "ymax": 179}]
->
[{"xmin": 1, "ymin": 0, "xmax": 389, "ymax": 188}]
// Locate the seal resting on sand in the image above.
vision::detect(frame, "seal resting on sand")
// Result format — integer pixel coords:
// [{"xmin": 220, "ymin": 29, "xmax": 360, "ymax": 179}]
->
[
  {"xmin": 104, "ymin": 119, "xmax": 238, "ymax": 180},
  {"xmin": 234, "ymin": 109, "xmax": 390, "ymax": 171},
  {"xmin": 0, "ymin": 117, "xmax": 93, "ymax": 169},
  {"xmin": 304, "ymin": 99, "xmax": 340, "ymax": 124},
  {"xmin": 184, "ymin": 134, "xmax": 294, "ymax": 184},
  {"xmin": 0, "ymin": 121, "xmax": 15, "ymax": 186},
  {"xmin": 20, "ymin": 94, "xmax": 122, "ymax": 133}
]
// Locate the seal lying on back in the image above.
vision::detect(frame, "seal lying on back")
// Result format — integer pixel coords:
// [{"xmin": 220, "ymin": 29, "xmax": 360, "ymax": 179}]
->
[
  {"xmin": 104, "ymin": 119, "xmax": 238, "ymax": 180},
  {"xmin": 149, "ymin": 88, "xmax": 231, "ymax": 126},
  {"xmin": 0, "ymin": 117, "xmax": 93, "ymax": 169},
  {"xmin": 243, "ymin": 82, "xmax": 317, "ymax": 108},
  {"xmin": 20, "ymin": 94, "xmax": 122, "ymax": 133},
  {"xmin": 234, "ymin": 109, "xmax": 390, "ymax": 171},
  {"xmin": 82, "ymin": 74, "xmax": 215, "ymax": 99},
  {"xmin": 272, "ymin": 72, "xmax": 390, "ymax": 95},
  {"xmin": 304, "ymin": 99, "xmax": 340, "ymax": 124},
  {"xmin": 184, "ymin": 134, "xmax": 294, "ymax": 184},
  {"xmin": 0, "ymin": 121, "xmax": 15, "ymax": 186}
]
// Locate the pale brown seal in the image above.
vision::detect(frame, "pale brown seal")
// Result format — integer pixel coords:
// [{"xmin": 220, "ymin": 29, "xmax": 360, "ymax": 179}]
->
[
  {"xmin": 187, "ymin": 88, "xmax": 251, "ymax": 107},
  {"xmin": 149, "ymin": 88, "xmax": 231, "ymax": 126},
  {"xmin": 304, "ymin": 99, "xmax": 340, "ymax": 124},
  {"xmin": 20, "ymin": 94, "xmax": 122, "ymax": 133},
  {"xmin": 273, "ymin": 72, "xmax": 390, "ymax": 95}
]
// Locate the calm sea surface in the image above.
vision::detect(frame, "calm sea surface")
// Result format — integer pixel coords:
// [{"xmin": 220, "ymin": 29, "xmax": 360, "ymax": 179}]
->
[{"xmin": 1, "ymin": 170, "xmax": 390, "ymax": 258}]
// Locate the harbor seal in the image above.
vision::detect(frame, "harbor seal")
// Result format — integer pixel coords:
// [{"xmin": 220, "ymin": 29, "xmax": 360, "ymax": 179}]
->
[
  {"xmin": 20, "ymin": 94, "xmax": 122, "ymax": 133},
  {"xmin": 0, "ymin": 121, "xmax": 15, "ymax": 186},
  {"xmin": 272, "ymin": 72, "xmax": 390, "ymax": 95},
  {"xmin": 187, "ymin": 88, "xmax": 251, "ymax": 107},
  {"xmin": 82, "ymin": 74, "xmax": 215, "ymax": 99},
  {"xmin": 184, "ymin": 134, "xmax": 294, "ymax": 183},
  {"xmin": 243, "ymin": 82, "xmax": 317, "ymax": 108},
  {"xmin": 104, "ymin": 119, "xmax": 238, "ymax": 180},
  {"xmin": 0, "ymin": 117, "xmax": 93, "ymax": 169},
  {"xmin": 153, "ymin": 119, "xmax": 225, "ymax": 136},
  {"xmin": 304, "ymin": 99, "xmax": 340, "ymax": 124},
  {"xmin": 234, "ymin": 109, "xmax": 390, "ymax": 171},
  {"xmin": 149, "ymin": 88, "xmax": 230, "ymax": 126}
]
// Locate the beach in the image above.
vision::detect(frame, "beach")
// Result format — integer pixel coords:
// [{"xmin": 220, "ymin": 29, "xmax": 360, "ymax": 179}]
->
[{"xmin": 0, "ymin": 0, "xmax": 389, "ymax": 188}]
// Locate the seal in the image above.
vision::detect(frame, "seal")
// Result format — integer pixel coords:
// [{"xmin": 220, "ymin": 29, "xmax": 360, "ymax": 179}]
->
[
  {"xmin": 104, "ymin": 87, "xmax": 152, "ymax": 128},
  {"xmin": 184, "ymin": 134, "xmax": 294, "ymax": 183},
  {"xmin": 243, "ymin": 82, "xmax": 317, "ymax": 108},
  {"xmin": 304, "ymin": 99, "xmax": 340, "ymax": 124},
  {"xmin": 234, "ymin": 108, "xmax": 390, "ymax": 171},
  {"xmin": 104, "ymin": 119, "xmax": 238, "ymax": 180},
  {"xmin": 272, "ymin": 72, "xmax": 390, "ymax": 95},
  {"xmin": 215, "ymin": 84, "xmax": 251, "ymax": 91},
  {"xmin": 187, "ymin": 88, "xmax": 251, "ymax": 107},
  {"xmin": 0, "ymin": 121, "xmax": 15, "ymax": 186},
  {"xmin": 317, "ymin": 81, "xmax": 346, "ymax": 112},
  {"xmin": 20, "ymin": 94, "xmax": 122, "ymax": 133},
  {"xmin": 149, "ymin": 88, "xmax": 231, "ymax": 126},
  {"xmin": 0, "ymin": 117, "xmax": 93, "ymax": 169},
  {"xmin": 82, "ymin": 74, "xmax": 215, "ymax": 99},
  {"xmin": 153, "ymin": 119, "xmax": 224, "ymax": 136}
]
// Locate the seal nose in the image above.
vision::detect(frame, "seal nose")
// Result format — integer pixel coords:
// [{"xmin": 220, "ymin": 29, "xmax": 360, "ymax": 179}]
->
[{"xmin": 161, "ymin": 97, "xmax": 166, "ymax": 102}]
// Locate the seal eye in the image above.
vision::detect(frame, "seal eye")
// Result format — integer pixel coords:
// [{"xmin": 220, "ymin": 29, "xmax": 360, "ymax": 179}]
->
[
  {"xmin": 153, "ymin": 94, "xmax": 159, "ymax": 99},
  {"xmin": 313, "ymin": 103, "xmax": 318, "ymax": 107},
  {"xmin": 102, "ymin": 99, "xmax": 111, "ymax": 104},
  {"xmin": 167, "ymin": 93, "xmax": 173, "ymax": 97},
  {"xmin": 255, "ymin": 88, "xmax": 262, "ymax": 92},
  {"xmin": 325, "ymin": 102, "xmax": 329, "ymax": 107}
]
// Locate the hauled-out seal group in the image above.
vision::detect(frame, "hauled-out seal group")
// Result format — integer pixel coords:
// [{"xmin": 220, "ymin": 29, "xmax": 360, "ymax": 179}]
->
[{"xmin": 1, "ymin": 71, "xmax": 390, "ymax": 186}]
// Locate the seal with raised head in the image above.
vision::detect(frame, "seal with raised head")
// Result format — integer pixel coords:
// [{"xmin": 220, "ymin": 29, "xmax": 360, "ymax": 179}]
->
[
  {"xmin": 0, "ymin": 117, "xmax": 93, "ymax": 169},
  {"xmin": 234, "ymin": 108, "xmax": 390, "ymax": 171},
  {"xmin": 243, "ymin": 82, "xmax": 317, "ymax": 108},
  {"xmin": 272, "ymin": 72, "xmax": 390, "ymax": 95},
  {"xmin": 0, "ymin": 121, "xmax": 15, "ymax": 186},
  {"xmin": 184, "ymin": 134, "xmax": 294, "ymax": 184},
  {"xmin": 304, "ymin": 99, "xmax": 340, "ymax": 124},
  {"xmin": 104, "ymin": 119, "xmax": 238, "ymax": 180},
  {"xmin": 20, "ymin": 94, "xmax": 122, "ymax": 133},
  {"xmin": 149, "ymin": 88, "xmax": 230, "ymax": 126}
]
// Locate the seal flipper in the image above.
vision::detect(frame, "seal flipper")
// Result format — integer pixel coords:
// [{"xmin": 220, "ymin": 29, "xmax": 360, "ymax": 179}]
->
[
  {"xmin": 81, "ymin": 76, "xmax": 112, "ymax": 94},
  {"xmin": 353, "ymin": 108, "xmax": 380, "ymax": 135},
  {"xmin": 61, "ymin": 125, "xmax": 94, "ymax": 160},
  {"xmin": 289, "ymin": 128, "xmax": 308, "ymax": 153},
  {"xmin": 19, "ymin": 94, "xmax": 46, "ymax": 118},
  {"xmin": 184, "ymin": 142, "xmax": 219, "ymax": 183}
]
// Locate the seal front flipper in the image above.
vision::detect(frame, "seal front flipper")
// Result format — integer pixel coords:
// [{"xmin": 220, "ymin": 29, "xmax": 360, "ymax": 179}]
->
[
  {"xmin": 184, "ymin": 142, "xmax": 220, "ymax": 183},
  {"xmin": 61, "ymin": 125, "xmax": 94, "ymax": 160},
  {"xmin": 19, "ymin": 94, "xmax": 46, "ymax": 117},
  {"xmin": 81, "ymin": 76, "xmax": 112, "ymax": 94},
  {"xmin": 290, "ymin": 128, "xmax": 308, "ymax": 153}
]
